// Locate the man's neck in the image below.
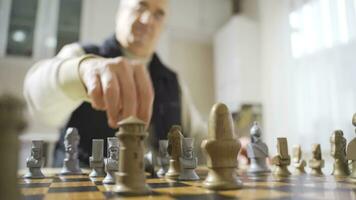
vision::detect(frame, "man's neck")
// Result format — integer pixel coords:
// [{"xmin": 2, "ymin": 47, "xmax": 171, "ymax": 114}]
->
[{"xmin": 120, "ymin": 47, "xmax": 153, "ymax": 66}]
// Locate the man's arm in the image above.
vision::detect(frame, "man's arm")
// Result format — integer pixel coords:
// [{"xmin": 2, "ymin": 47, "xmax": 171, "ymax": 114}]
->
[
  {"xmin": 24, "ymin": 43, "xmax": 154, "ymax": 128},
  {"xmin": 23, "ymin": 43, "xmax": 90, "ymax": 127}
]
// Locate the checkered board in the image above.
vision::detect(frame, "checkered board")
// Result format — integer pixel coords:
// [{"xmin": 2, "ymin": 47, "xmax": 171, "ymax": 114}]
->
[{"xmin": 19, "ymin": 170, "xmax": 356, "ymax": 200}]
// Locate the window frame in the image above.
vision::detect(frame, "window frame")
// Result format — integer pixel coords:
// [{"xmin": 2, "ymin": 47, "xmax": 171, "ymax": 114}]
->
[
  {"xmin": 0, "ymin": 0, "xmax": 12, "ymax": 57},
  {"xmin": 0, "ymin": 0, "xmax": 82, "ymax": 59}
]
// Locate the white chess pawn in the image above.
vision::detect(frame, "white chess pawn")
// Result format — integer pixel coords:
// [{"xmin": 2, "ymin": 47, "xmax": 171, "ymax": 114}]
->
[
  {"xmin": 246, "ymin": 122, "xmax": 270, "ymax": 174},
  {"xmin": 178, "ymin": 138, "xmax": 199, "ymax": 180},
  {"xmin": 103, "ymin": 137, "xmax": 119, "ymax": 184},
  {"xmin": 24, "ymin": 140, "xmax": 45, "ymax": 179}
]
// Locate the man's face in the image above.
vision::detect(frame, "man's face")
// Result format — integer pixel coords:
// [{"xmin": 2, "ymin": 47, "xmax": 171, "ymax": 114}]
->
[{"xmin": 116, "ymin": 0, "xmax": 167, "ymax": 58}]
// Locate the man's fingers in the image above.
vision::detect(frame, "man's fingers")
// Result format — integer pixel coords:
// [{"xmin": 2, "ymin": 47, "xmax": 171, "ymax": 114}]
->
[
  {"xmin": 82, "ymin": 69, "xmax": 106, "ymax": 110},
  {"xmin": 116, "ymin": 60, "xmax": 137, "ymax": 121},
  {"xmin": 101, "ymin": 66, "xmax": 121, "ymax": 128},
  {"xmin": 133, "ymin": 64, "xmax": 154, "ymax": 125},
  {"xmin": 88, "ymin": 74, "xmax": 106, "ymax": 110}
]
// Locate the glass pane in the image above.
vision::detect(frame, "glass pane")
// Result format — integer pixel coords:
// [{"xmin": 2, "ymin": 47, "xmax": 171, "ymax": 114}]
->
[
  {"xmin": 56, "ymin": 0, "xmax": 82, "ymax": 53},
  {"xmin": 6, "ymin": 0, "xmax": 38, "ymax": 57}
]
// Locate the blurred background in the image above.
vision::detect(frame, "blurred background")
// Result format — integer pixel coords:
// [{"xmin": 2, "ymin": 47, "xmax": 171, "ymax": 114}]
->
[{"xmin": 0, "ymin": 0, "xmax": 356, "ymax": 173}]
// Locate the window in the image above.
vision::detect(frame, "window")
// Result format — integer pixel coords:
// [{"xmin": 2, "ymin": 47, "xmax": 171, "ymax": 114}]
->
[
  {"xmin": 289, "ymin": 0, "xmax": 356, "ymax": 58},
  {"xmin": 6, "ymin": 0, "xmax": 38, "ymax": 57},
  {"xmin": 56, "ymin": 0, "xmax": 82, "ymax": 53}
]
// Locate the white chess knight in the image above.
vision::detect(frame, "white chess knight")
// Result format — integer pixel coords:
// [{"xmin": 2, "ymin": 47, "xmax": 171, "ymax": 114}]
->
[
  {"xmin": 247, "ymin": 122, "xmax": 270, "ymax": 174},
  {"xmin": 24, "ymin": 140, "xmax": 45, "ymax": 179},
  {"xmin": 178, "ymin": 138, "xmax": 199, "ymax": 180}
]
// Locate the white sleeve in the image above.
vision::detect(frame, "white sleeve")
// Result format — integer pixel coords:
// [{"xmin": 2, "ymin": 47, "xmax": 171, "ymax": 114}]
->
[
  {"xmin": 23, "ymin": 43, "xmax": 88, "ymax": 128},
  {"xmin": 179, "ymin": 78, "xmax": 208, "ymax": 163}
]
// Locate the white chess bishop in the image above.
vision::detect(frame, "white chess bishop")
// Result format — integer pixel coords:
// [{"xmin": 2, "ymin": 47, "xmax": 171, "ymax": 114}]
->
[{"xmin": 246, "ymin": 122, "xmax": 270, "ymax": 174}]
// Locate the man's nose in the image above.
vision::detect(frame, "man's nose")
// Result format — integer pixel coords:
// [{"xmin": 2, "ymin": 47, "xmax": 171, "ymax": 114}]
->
[{"xmin": 140, "ymin": 11, "xmax": 154, "ymax": 25}]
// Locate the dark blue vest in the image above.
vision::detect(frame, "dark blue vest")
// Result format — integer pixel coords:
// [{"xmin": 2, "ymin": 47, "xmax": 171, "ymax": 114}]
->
[{"xmin": 54, "ymin": 35, "xmax": 181, "ymax": 166}]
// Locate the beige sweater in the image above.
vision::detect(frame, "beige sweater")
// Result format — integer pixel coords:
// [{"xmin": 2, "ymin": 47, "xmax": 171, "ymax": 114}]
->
[{"xmin": 23, "ymin": 43, "xmax": 207, "ymax": 161}]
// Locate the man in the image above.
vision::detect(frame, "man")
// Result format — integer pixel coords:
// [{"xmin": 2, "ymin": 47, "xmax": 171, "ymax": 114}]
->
[{"xmin": 24, "ymin": 0, "xmax": 206, "ymax": 166}]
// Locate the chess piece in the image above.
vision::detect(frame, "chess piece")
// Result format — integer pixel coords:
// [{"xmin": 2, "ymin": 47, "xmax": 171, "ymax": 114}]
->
[
  {"xmin": 292, "ymin": 145, "xmax": 306, "ymax": 175},
  {"xmin": 246, "ymin": 122, "xmax": 270, "ymax": 174},
  {"xmin": 24, "ymin": 140, "xmax": 45, "ymax": 179},
  {"xmin": 201, "ymin": 103, "xmax": 243, "ymax": 190},
  {"xmin": 165, "ymin": 126, "xmax": 183, "ymax": 180},
  {"xmin": 103, "ymin": 137, "xmax": 119, "ymax": 184},
  {"xmin": 144, "ymin": 151, "xmax": 155, "ymax": 177},
  {"xmin": 60, "ymin": 127, "xmax": 82, "ymax": 175},
  {"xmin": 346, "ymin": 113, "xmax": 356, "ymax": 180},
  {"xmin": 272, "ymin": 138, "xmax": 291, "ymax": 177},
  {"xmin": 114, "ymin": 117, "xmax": 151, "ymax": 195},
  {"xmin": 330, "ymin": 130, "xmax": 350, "ymax": 176},
  {"xmin": 178, "ymin": 138, "xmax": 200, "ymax": 180},
  {"xmin": 308, "ymin": 144, "xmax": 324, "ymax": 176},
  {"xmin": 89, "ymin": 139, "xmax": 106, "ymax": 178},
  {"xmin": 157, "ymin": 140, "xmax": 169, "ymax": 178},
  {"xmin": 0, "ymin": 94, "xmax": 26, "ymax": 200}
]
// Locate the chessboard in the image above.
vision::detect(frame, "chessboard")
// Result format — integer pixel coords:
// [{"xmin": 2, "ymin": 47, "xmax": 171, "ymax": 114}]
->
[{"xmin": 19, "ymin": 168, "xmax": 356, "ymax": 200}]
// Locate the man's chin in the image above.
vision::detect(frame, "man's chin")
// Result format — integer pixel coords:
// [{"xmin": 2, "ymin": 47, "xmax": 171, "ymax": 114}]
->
[
  {"xmin": 131, "ymin": 39, "xmax": 149, "ymax": 47},
  {"xmin": 127, "ymin": 44, "xmax": 151, "ymax": 57}
]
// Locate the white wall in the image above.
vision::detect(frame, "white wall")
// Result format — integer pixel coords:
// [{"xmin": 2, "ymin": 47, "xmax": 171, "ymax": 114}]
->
[
  {"xmin": 258, "ymin": 0, "xmax": 356, "ymax": 155},
  {"xmin": 258, "ymin": 0, "xmax": 294, "ymax": 154},
  {"xmin": 214, "ymin": 16, "xmax": 261, "ymax": 112},
  {"xmin": 168, "ymin": 38, "xmax": 215, "ymax": 117}
]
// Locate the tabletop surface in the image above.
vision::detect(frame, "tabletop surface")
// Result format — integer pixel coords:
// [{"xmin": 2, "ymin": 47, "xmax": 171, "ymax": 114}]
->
[{"xmin": 18, "ymin": 168, "xmax": 356, "ymax": 200}]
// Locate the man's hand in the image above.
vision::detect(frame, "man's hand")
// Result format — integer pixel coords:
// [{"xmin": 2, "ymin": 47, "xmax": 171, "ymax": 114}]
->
[{"xmin": 79, "ymin": 57, "xmax": 154, "ymax": 128}]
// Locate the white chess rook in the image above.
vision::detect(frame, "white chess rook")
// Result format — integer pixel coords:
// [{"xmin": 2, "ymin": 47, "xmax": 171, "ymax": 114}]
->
[{"xmin": 89, "ymin": 139, "xmax": 105, "ymax": 178}]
